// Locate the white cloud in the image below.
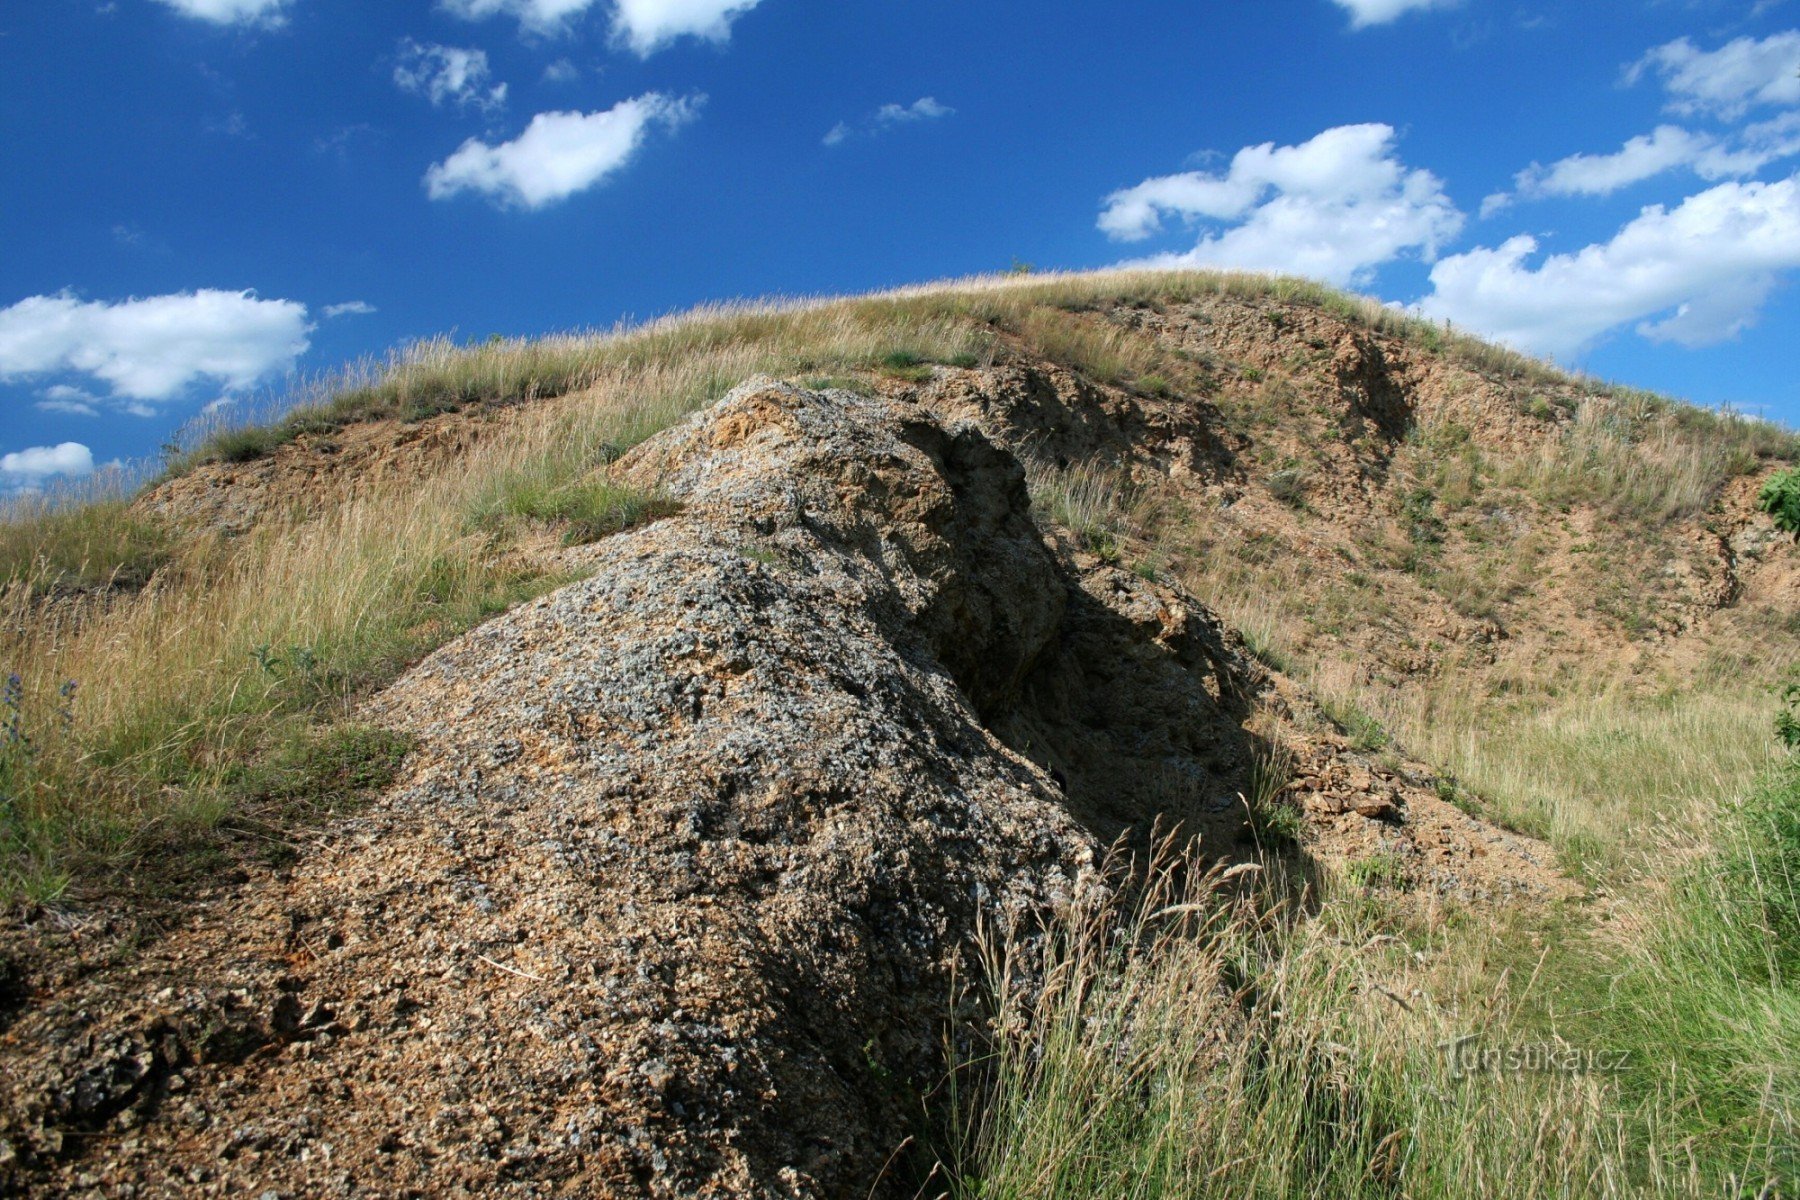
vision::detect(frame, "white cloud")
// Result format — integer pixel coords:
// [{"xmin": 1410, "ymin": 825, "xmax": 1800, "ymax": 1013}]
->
[
  {"xmin": 322, "ymin": 300, "xmax": 377, "ymax": 318},
  {"xmin": 1419, "ymin": 178, "xmax": 1800, "ymax": 356},
  {"xmin": 0, "ymin": 290, "xmax": 311, "ymax": 401},
  {"xmin": 35, "ymin": 385, "xmax": 100, "ymax": 417},
  {"xmin": 1098, "ymin": 123, "xmax": 1464, "ymax": 287},
  {"xmin": 424, "ymin": 94, "xmax": 700, "ymax": 209},
  {"xmin": 1629, "ymin": 31, "xmax": 1800, "ymax": 119},
  {"xmin": 1, "ymin": 443, "xmax": 95, "ymax": 487},
  {"xmin": 1479, "ymin": 191, "xmax": 1514, "ymax": 219},
  {"xmin": 151, "ymin": 0, "xmax": 289, "ymax": 25},
  {"xmin": 1514, "ymin": 126, "xmax": 1716, "ymax": 197},
  {"xmin": 1509, "ymin": 119, "xmax": 1800, "ymax": 200},
  {"xmin": 611, "ymin": 0, "xmax": 763, "ymax": 54},
  {"xmin": 824, "ymin": 97, "xmax": 954, "ymax": 146},
  {"xmin": 394, "ymin": 40, "xmax": 507, "ymax": 111},
  {"xmin": 876, "ymin": 97, "xmax": 953, "ymax": 126},
  {"xmin": 542, "ymin": 58, "xmax": 580, "ymax": 83},
  {"xmin": 438, "ymin": 0, "xmax": 762, "ymax": 50},
  {"xmin": 1331, "ymin": 0, "xmax": 1459, "ymax": 29},
  {"xmin": 437, "ymin": 0, "xmax": 598, "ymax": 35}
]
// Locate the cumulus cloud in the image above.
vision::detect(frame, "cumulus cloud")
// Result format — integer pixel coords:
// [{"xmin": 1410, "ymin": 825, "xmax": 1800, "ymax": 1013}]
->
[
  {"xmin": 439, "ymin": 0, "xmax": 762, "ymax": 51},
  {"xmin": 1629, "ymin": 31, "xmax": 1800, "ymax": 119},
  {"xmin": 1098, "ymin": 123, "xmax": 1464, "ymax": 287},
  {"xmin": 424, "ymin": 94, "xmax": 700, "ymax": 209},
  {"xmin": 0, "ymin": 290, "xmax": 311, "ymax": 402},
  {"xmin": 1419, "ymin": 178, "xmax": 1800, "ymax": 356},
  {"xmin": 322, "ymin": 300, "xmax": 377, "ymax": 318},
  {"xmin": 823, "ymin": 97, "xmax": 954, "ymax": 146},
  {"xmin": 150, "ymin": 0, "xmax": 290, "ymax": 26},
  {"xmin": 1, "ymin": 444, "xmax": 96, "ymax": 488},
  {"xmin": 394, "ymin": 40, "xmax": 507, "ymax": 111},
  {"xmin": 1330, "ymin": 0, "xmax": 1459, "ymax": 29},
  {"xmin": 610, "ymin": 0, "xmax": 764, "ymax": 53}
]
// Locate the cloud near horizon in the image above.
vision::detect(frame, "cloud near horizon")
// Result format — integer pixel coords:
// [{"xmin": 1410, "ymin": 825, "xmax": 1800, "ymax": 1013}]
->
[
  {"xmin": 424, "ymin": 94, "xmax": 701, "ymax": 209},
  {"xmin": 1419, "ymin": 178, "xmax": 1800, "ymax": 358},
  {"xmin": 1499, "ymin": 116, "xmax": 1800, "ymax": 203},
  {"xmin": 0, "ymin": 442, "xmax": 96, "ymax": 489},
  {"xmin": 1099, "ymin": 123, "xmax": 1464, "ymax": 288},
  {"xmin": 0, "ymin": 290, "xmax": 312, "ymax": 403}
]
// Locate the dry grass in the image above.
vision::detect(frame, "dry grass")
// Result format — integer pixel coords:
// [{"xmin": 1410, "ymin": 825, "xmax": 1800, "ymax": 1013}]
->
[
  {"xmin": 931, "ymin": 842, "xmax": 1698, "ymax": 1199},
  {"xmin": 0, "ymin": 479, "xmax": 170, "ymax": 596},
  {"xmin": 936, "ymin": 807, "xmax": 1800, "ymax": 1198},
  {"xmin": 164, "ymin": 266, "xmax": 1637, "ymax": 476},
  {"xmin": 1505, "ymin": 394, "xmax": 1793, "ymax": 523},
  {"xmin": 1386, "ymin": 682, "xmax": 1786, "ymax": 879}
]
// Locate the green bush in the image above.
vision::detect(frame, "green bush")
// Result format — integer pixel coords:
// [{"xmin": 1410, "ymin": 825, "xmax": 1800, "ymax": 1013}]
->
[{"xmin": 1758, "ymin": 466, "xmax": 1800, "ymax": 538}]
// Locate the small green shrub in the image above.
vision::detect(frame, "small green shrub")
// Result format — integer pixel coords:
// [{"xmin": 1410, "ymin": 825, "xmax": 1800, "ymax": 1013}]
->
[
  {"xmin": 1082, "ymin": 527, "xmax": 1122, "ymax": 563},
  {"xmin": 1344, "ymin": 851, "xmax": 1407, "ymax": 889},
  {"xmin": 207, "ymin": 425, "xmax": 285, "ymax": 464},
  {"xmin": 1320, "ymin": 694, "xmax": 1390, "ymax": 751},
  {"xmin": 1401, "ymin": 487, "xmax": 1447, "ymax": 549},
  {"xmin": 1758, "ymin": 467, "xmax": 1800, "ymax": 538},
  {"xmin": 1778, "ymin": 685, "xmax": 1800, "ymax": 751}
]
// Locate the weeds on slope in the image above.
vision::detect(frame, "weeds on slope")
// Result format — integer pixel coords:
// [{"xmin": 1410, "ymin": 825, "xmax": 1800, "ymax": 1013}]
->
[
  {"xmin": 1503, "ymin": 395, "xmax": 1794, "ymax": 523},
  {"xmin": 933, "ymin": 722, "xmax": 1800, "ymax": 1200},
  {"xmin": 928, "ymin": 846, "xmax": 1636, "ymax": 1200}
]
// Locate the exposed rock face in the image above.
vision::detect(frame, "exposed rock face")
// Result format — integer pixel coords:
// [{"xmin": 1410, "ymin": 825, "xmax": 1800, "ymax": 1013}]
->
[{"xmin": 0, "ymin": 382, "xmax": 1284, "ymax": 1197}]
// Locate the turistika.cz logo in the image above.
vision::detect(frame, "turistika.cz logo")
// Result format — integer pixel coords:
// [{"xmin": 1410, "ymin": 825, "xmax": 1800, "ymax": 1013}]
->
[{"xmin": 1438, "ymin": 1034, "xmax": 1629, "ymax": 1080}]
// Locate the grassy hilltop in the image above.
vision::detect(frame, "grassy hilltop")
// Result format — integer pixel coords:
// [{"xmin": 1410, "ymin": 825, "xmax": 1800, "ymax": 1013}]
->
[{"xmin": 5, "ymin": 269, "xmax": 1800, "ymax": 1196}]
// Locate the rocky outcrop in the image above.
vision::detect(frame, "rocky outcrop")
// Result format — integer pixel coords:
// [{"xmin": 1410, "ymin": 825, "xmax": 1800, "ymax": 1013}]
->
[{"xmin": 0, "ymin": 382, "xmax": 1285, "ymax": 1197}]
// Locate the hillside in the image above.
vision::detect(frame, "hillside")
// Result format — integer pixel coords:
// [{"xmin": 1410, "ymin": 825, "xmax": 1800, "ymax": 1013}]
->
[{"xmin": 2, "ymin": 270, "xmax": 1797, "ymax": 1196}]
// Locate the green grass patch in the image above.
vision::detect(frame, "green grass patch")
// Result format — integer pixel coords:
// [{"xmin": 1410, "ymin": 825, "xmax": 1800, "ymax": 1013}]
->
[
  {"xmin": 479, "ymin": 476, "xmax": 680, "ymax": 546},
  {"xmin": 0, "ymin": 496, "xmax": 170, "ymax": 596}
]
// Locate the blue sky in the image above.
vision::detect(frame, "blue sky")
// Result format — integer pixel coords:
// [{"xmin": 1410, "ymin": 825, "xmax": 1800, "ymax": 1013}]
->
[{"xmin": 3, "ymin": 0, "xmax": 1799, "ymax": 488}]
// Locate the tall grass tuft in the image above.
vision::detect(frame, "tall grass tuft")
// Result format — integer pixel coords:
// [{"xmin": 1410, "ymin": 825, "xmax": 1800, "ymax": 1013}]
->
[{"xmin": 932, "ymin": 846, "xmax": 1641, "ymax": 1199}]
